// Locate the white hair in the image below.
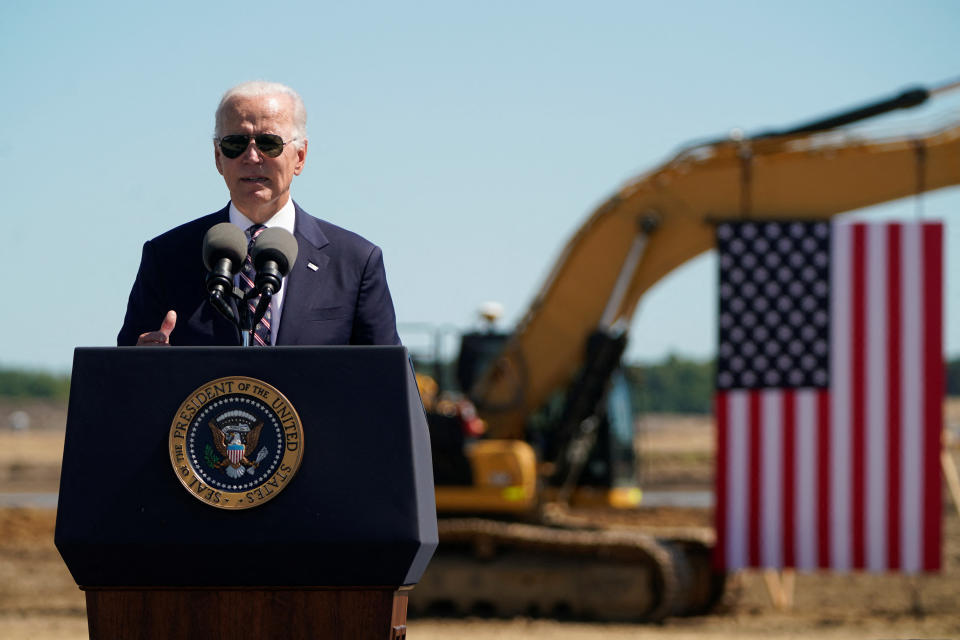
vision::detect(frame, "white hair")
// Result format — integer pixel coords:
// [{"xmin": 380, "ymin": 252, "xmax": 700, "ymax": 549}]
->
[{"xmin": 214, "ymin": 81, "xmax": 307, "ymax": 149}]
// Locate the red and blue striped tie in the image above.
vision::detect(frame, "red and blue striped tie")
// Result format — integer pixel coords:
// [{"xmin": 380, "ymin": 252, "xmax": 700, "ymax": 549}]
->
[{"xmin": 240, "ymin": 224, "xmax": 273, "ymax": 346}]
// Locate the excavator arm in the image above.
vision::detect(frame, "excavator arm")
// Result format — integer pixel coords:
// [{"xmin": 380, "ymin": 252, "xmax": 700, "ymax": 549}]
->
[{"xmin": 475, "ymin": 97, "xmax": 960, "ymax": 439}]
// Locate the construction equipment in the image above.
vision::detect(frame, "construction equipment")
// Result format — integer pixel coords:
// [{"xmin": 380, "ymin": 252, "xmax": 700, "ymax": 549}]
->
[{"xmin": 409, "ymin": 80, "xmax": 960, "ymax": 621}]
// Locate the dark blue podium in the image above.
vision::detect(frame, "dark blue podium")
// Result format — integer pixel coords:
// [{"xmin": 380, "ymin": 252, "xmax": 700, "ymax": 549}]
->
[{"xmin": 55, "ymin": 346, "xmax": 437, "ymax": 640}]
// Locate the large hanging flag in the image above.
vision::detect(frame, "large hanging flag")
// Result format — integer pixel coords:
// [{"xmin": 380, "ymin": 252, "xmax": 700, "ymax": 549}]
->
[{"xmin": 713, "ymin": 220, "xmax": 943, "ymax": 572}]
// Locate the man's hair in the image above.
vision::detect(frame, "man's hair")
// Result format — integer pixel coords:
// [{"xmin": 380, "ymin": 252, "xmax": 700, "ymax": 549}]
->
[{"xmin": 214, "ymin": 81, "xmax": 307, "ymax": 149}]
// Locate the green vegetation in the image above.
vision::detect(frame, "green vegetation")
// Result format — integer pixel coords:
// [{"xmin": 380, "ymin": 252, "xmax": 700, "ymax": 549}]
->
[
  {"xmin": 625, "ymin": 355, "xmax": 714, "ymax": 414},
  {"xmin": 1, "ymin": 355, "xmax": 957, "ymax": 409},
  {"xmin": 0, "ymin": 368, "xmax": 70, "ymax": 401}
]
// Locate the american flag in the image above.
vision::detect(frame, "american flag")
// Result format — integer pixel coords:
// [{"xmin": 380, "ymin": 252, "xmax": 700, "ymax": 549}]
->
[{"xmin": 713, "ymin": 220, "xmax": 943, "ymax": 572}]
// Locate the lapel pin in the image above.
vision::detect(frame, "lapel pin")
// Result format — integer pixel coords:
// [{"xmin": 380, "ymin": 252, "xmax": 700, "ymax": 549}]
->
[{"xmin": 307, "ymin": 262, "xmax": 319, "ymax": 271}]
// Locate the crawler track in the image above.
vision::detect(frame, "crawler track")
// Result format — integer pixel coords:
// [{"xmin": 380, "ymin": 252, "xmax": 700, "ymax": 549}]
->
[{"xmin": 409, "ymin": 516, "xmax": 725, "ymax": 621}]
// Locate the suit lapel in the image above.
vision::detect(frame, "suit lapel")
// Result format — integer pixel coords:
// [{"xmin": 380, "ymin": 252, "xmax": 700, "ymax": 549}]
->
[{"xmin": 276, "ymin": 203, "xmax": 330, "ymax": 345}]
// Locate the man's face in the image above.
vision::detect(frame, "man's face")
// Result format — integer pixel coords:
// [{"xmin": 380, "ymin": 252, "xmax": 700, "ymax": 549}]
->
[{"xmin": 214, "ymin": 94, "xmax": 307, "ymax": 223}]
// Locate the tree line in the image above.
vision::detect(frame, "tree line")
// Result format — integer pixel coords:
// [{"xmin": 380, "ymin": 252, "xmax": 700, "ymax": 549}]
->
[
  {"xmin": 0, "ymin": 368, "xmax": 71, "ymax": 401},
  {"xmin": 624, "ymin": 356, "xmax": 714, "ymax": 414},
  {"xmin": 1, "ymin": 357, "xmax": 958, "ymax": 411}
]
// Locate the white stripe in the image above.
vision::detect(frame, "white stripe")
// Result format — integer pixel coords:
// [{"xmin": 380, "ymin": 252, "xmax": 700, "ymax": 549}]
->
[
  {"xmin": 761, "ymin": 390, "xmax": 783, "ymax": 568},
  {"xmin": 900, "ymin": 222, "xmax": 923, "ymax": 572},
  {"xmin": 795, "ymin": 388, "xmax": 818, "ymax": 570},
  {"xmin": 829, "ymin": 222, "xmax": 852, "ymax": 571},
  {"xmin": 727, "ymin": 391, "xmax": 749, "ymax": 570},
  {"xmin": 865, "ymin": 224, "xmax": 888, "ymax": 571}
]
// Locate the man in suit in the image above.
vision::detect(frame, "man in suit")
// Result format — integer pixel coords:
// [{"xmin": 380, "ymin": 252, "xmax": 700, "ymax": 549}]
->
[{"xmin": 118, "ymin": 81, "xmax": 399, "ymax": 347}]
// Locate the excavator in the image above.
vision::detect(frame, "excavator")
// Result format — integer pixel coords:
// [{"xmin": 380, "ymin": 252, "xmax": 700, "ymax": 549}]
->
[{"xmin": 408, "ymin": 80, "xmax": 960, "ymax": 621}]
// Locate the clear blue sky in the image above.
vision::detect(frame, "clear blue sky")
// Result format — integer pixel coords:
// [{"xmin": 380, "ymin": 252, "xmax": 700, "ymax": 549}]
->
[{"xmin": 2, "ymin": 1, "xmax": 959, "ymax": 372}]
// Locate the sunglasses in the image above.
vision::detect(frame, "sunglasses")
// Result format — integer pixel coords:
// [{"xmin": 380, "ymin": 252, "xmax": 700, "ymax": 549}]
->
[{"xmin": 217, "ymin": 134, "xmax": 294, "ymax": 159}]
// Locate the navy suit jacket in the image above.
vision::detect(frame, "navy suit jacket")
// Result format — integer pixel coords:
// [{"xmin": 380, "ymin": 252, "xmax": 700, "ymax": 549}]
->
[{"xmin": 117, "ymin": 203, "xmax": 400, "ymax": 347}]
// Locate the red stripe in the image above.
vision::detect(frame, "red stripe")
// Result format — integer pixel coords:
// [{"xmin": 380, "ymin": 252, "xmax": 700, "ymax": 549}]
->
[
  {"xmin": 782, "ymin": 390, "xmax": 796, "ymax": 567},
  {"xmin": 817, "ymin": 389, "xmax": 831, "ymax": 569},
  {"xmin": 713, "ymin": 392, "xmax": 729, "ymax": 571},
  {"xmin": 886, "ymin": 224, "xmax": 902, "ymax": 570},
  {"xmin": 851, "ymin": 223, "xmax": 866, "ymax": 570},
  {"xmin": 749, "ymin": 390, "xmax": 762, "ymax": 567},
  {"xmin": 922, "ymin": 223, "xmax": 943, "ymax": 571}
]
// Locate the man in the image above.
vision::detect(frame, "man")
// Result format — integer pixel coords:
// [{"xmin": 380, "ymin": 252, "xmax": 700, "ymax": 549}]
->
[{"xmin": 117, "ymin": 81, "xmax": 400, "ymax": 347}]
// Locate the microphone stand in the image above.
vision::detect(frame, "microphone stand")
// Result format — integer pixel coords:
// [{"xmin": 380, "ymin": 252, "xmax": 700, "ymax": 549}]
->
[
  {"xmin": 208, "ymin": 290, "xmax": 236, "ymax": 327},
  {"xmin": 207, "ymin": 283, "xmax": 276, "ymax": 347},
  {"xmin": 236, "ymin": 285, "xmax": 275, "ymax": 347},
  {"xmin": 237, "ymin": 287, "xmax": 254, "ymax": 347}
]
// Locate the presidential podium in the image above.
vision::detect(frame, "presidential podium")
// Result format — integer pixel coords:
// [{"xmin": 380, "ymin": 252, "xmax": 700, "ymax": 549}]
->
[{"xmin": 55, "ymin": 346, "xmax": 438, "ymax": 640}]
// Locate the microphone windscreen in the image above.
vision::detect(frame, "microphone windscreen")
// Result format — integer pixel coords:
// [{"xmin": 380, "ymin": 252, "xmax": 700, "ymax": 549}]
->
[
  {"xmin": 202, "ymin": 223, "xmax": 248, "ymax": 272},
  {"xmin": 250, "ymin": 227, "xmax": 299, "ymax": 276}
]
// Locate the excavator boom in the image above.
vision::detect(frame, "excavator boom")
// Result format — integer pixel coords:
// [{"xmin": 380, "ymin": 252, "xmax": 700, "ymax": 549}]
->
[{"xmin": 476, "ymin": 119, "xmax": 960, "ymax": 439}]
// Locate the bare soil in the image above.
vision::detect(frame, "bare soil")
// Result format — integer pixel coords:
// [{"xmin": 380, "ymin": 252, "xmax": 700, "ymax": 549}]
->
[{"xmin": 1, "ymin": 399, "xmax": 959, "ymax": 639}]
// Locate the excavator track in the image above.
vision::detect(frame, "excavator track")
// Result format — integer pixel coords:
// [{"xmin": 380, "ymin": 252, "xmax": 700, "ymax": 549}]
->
[
  {"xmin": 540, "ymin": 504, "xmax": 727, "ymax": 617},
  {"xmin": 409, "ymin": 517, "xmax": 722, "ymax": 621}
]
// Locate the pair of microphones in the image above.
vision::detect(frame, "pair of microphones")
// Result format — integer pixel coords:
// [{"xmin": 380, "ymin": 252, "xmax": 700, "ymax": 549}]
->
[{"xmin": 202, "ymin": 222, "xmax": 299, "ymax": 345}]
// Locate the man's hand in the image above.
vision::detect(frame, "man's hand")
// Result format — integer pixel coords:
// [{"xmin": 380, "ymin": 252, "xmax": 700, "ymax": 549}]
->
[{"xmin": 136, "ymin": 310, "xmax": 177, "ymax": 346}]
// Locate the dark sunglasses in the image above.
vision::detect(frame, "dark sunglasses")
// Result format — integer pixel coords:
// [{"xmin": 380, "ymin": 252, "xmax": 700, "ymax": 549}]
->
[{"xmin": 217, "ymin": 134, "xmax": 294, "ymax": 159}]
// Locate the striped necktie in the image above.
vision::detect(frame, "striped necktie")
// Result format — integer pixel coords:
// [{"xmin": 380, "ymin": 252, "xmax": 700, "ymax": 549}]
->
[{"xmin": 240, "ymin": 224, "xmax": 273, "ymax": 346}]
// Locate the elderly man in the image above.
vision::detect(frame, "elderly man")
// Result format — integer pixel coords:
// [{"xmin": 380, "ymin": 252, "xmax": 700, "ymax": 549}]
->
[{"xmin": 117, "ymin": 81, "xmax": 400, "ymax": 347}]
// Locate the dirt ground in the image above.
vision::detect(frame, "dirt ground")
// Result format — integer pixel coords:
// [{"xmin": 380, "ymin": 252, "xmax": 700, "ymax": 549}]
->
[{"xmin": 1, "ymin": 399, "xmax": 959, "ymax": 639}]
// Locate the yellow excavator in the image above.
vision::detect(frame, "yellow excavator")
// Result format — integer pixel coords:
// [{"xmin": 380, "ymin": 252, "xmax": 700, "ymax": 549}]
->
[{"xmin": 409, "ymin": 80, "xmax": 960, "ymax": 620}]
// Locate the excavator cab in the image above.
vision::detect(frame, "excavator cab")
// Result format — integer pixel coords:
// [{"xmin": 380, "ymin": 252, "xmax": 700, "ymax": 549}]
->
[
  {"xmin": 419, "ymin": 327, "xmax": 540, "ymax": 514},
  {"xmin": 429, "ymin": 320, "xmax": 643, "ymax": 512},
  {"xmin": 425, "ymin": 322, "xmax": 641, "ymax": 514},
  {"xmin": 457, "ymin": 330, "xmax": 510, "ymax": 396}
]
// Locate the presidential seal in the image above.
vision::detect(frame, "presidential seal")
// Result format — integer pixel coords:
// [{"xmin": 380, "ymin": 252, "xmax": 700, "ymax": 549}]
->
[{"xmin": 168, "ymin": 376, "xmax": 304, "ymax": 510}]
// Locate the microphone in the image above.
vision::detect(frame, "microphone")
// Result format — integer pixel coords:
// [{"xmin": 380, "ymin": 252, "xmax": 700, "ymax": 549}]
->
[
  {"xmin": 202, "ymin": 223, "xmax": 247, "ymax": 323},
  {"xmin": 249, "ymin": 227, "xmax": 299, "ymax": 297}
]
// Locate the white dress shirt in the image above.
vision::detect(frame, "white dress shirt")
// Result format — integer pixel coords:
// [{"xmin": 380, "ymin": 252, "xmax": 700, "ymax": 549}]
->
[{"xmin": 228, "ymin": 199, "xmax": 296, "ymax": 345}]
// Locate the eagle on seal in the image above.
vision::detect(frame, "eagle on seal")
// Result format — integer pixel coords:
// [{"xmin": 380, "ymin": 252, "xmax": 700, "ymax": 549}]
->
[{"xmin": 209, "ymin": 420, "xmax": 263, "ymax": 476}]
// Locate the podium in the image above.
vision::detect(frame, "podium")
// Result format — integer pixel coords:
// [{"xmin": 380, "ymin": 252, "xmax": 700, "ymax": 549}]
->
[{"xmin": 55, "ymin": 346, "xmax": 438, "ymax": 640}]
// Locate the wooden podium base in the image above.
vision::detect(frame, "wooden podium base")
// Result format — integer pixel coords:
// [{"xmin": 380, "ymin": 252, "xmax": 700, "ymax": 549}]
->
[{"xmin": 83, "ymin": 586, "xmax": 409, "ymax": 640}]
